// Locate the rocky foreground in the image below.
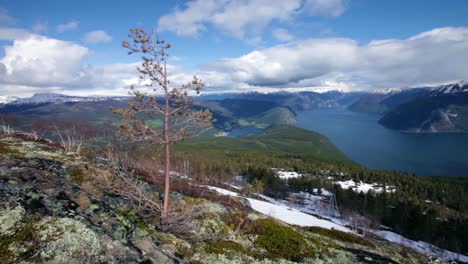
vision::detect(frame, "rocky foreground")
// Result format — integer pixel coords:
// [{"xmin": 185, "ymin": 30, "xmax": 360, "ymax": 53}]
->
[{"xmin": 0, "ymin": 134, "xmax": 438, "ymax": 263}]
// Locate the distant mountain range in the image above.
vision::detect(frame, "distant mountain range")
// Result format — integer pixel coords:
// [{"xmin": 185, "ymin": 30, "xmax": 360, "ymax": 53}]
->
[
  {"xmin": 349, "ymin": 81, "xmax": 468, "ymax": 133},
  {"xmin": 0, "ymin": 93, "xmax": 126, "ymax": 105},
  {"xmin": 3, "ymin": 81, "xmax": 467, "ymax": 133}
]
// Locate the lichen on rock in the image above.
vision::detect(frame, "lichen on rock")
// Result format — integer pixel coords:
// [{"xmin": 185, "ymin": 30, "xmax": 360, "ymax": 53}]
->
[
  {"xmin": 37, "ymin": 217, "xmax": 101, "ymax": 262},
  {"xmin": 0, "ymin": 206, "xmax": 25, "ymax": 235}
]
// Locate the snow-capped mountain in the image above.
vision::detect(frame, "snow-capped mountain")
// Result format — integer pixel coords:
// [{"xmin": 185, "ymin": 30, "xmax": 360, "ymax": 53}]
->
[
  {"xmin": 4, "ymin": 93, "xmax": 123, "ymax": 105},
  {"xmin": 429, "ymin": 80, "xmax": 468, "ymax": 96},
  {"xmin": 374, "ymin": 87, "xmax": 402, "ymax": 94},
  {"xmin": 0, "ymin": 96, "xmax": 19, "ymax": 104}
]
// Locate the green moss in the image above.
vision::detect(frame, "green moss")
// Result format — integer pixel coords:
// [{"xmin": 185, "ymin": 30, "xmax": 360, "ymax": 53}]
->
[
  {"xmin": 204, "ymin": 240, "xmax": 251, "ymax": 257},
  {"xmin": 304, "ymin": 226, "xmax": 375, "ymax": 248},
  {"xmin": 248, "ymin": 218, "xmax": 316, "ymax": 261}
]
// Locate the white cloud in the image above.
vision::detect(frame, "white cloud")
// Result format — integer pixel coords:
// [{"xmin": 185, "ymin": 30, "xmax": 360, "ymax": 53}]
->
[
  {"xmin": 0, "ymin": 34, "xmax": 88, "ymax": 87},
  {"xmin": 302, "ymin": 0, "xmax": 347, "ymax": 17},
  {"xmin": 32, "ymin": 21, "xmax": 48, "ymax": 34},
  {"xmin": 0, "ymin": 8, "xmax": 15, "ymax": 24},
  {"xmin": 0, "ymin": 32, "xmax": 141, "ymax": 96},
  {"xmin": 56, "ymin": 20, "xmax": 79, "ymax": 33},
  {"xmin": 82, "ymin": 30, "xmax": 112, "ymax": 44},
  {"xmin": 202, "ymin": 27, "xmax": 468, "ymax": 92},
  {"xmin": 1, "ymin": 26, "xmax": 468, "ymax": 96},
  {"xmin": 272, "ymin": 28, "xmax": 294, "ymax": 42},
  {"xmin": 157, "ymin": 0, "xmax": 346, "ymax": 39}
]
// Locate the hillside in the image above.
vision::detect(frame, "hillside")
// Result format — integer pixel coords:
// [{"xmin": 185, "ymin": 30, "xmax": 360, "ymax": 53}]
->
[
  {"xmin": 0, "ymin": 96, "xmax": 296, "ymax": 133},
  {"xmin": 0, "ymin": 134, "xmax": 439, "ymax": 263},
  {"xmin": 379, "ymin": 93, "xmax": 468, "ymax": 132},
  {"xmin": 177, "ymin": 126, "xmax": 354, "ymax": 165}
]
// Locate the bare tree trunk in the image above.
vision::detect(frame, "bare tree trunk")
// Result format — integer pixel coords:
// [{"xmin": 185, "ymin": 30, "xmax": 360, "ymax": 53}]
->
[{"xmin": 162, "ymin": 59, "xmax": 170, "ymax": 220}]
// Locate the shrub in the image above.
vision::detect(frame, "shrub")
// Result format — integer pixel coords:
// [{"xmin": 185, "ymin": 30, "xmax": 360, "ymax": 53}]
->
[
  {"xmin": 248, "ymin": 218, "xmax": 316, "ymax": 261},
  {"xmin": 69, "ymin": 168, "xmax": 85, "ymax": 184}
]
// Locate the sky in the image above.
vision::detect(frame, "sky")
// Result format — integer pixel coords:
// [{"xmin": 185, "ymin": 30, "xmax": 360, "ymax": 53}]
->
[{"xmin": 0, "ymin": 0, "xmax": 467, "ymax": 97}]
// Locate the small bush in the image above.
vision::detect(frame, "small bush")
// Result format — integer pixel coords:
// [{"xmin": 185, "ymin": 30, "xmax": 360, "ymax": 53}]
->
[
  {"xmin": 69, "ymin": 168, "xmax": 85, "ymax": 184},
  {"xmin": 248, "ymin": 218, "xmax": 316, "ymax": 261},
  {"xmin": 305, "ymin": 226, "xmax": 375, "ymax": 248}
]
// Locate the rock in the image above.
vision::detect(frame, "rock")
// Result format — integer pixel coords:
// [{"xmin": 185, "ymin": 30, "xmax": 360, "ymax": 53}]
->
[
  {"xmin": 132, "ymin": 236, "xmax": 175, "ymax": 264},
  {"xmin": 160, "ymin": 244, "xmax": 177, "ymax": 256}
]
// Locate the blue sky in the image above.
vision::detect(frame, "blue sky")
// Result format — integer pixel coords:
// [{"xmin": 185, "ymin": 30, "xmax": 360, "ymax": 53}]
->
[{"xmin": 0, "ymin": 0, "xmax": 467, "ymax": 96}]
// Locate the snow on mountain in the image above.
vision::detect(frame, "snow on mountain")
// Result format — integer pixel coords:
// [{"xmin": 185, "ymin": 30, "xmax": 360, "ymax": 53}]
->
[
  {"xmin": 207, "ymin": 186, "xmax": 350, "ymax": 232},
  {"xmin": 372, "ymin": 230, "xmax": 468, "ymax": 263},
  {"xmin": 374, "ymin": 88, "xmax": 402, "ymax": 94},
  {"xmin": 0, "ymin": 96, "xmax": 19, "ymax": 104},
  {"xmin": 429, "ymin": 80, "xmax": 468, "ymax": 96},
  {"xmin": 208, "ymin": 185, "xmax": 468, "ymax": 262},
  {"xmin": 4, "ymin": 93, "xmax": 126, "ymax": 105}
]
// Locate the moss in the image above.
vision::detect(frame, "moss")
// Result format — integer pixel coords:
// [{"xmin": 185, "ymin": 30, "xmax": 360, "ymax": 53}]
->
[
  {"xmin": 248, "ymin": 218, "xmax": 317, "ymax": 261},
  {"xmin": 304, "ymin": 226, "xmax": 375, "ymax": 248},
  {"xmin": 204, "ymin": 240, "xmax": 251, "ymax": 257}
]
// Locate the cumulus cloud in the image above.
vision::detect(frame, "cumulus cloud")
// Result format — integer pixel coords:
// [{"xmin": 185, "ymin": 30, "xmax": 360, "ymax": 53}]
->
[
  {"xmin": 0, "ymin": 34, "xmax": 88, "ymax": 87},
  {"xmin": 56, "ymin": 20, "xmax": 79, "ymax": 33},
  {"xmin": 158, "ymin": 0, "xmax": 346, "ymax": 39},
  {"xmin": 82, "ymin": 30, "xmax": 112, "ymax": 44},
  {"xmin": 200, "ymin": 27, "xmax": 468, "ymax": 92},
  {"xmin": 0, "ymin": 32, "xmax": 141, "ymax": 96},
  {"xmin": 1, "ymin": 26, "xmax": 468, "ymax": 96}
]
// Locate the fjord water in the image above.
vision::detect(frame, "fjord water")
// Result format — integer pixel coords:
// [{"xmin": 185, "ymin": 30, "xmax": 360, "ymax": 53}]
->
[{"xmin": 296, "ymin": 108, "xmax": 468, "ymax": 177}]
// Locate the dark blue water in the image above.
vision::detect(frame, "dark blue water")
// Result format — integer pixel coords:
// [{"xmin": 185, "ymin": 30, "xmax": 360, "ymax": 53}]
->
[{"xmin": 296, "ymin": 108, "xmax": 468, "ymax": 177}]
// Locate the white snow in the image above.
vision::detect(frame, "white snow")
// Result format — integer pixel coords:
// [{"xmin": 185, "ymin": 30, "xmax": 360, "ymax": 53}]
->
[
  {"xmin": 335, "ymin": 180, "xmax": 396, "ymax": 194},
  {"xmin": 207, "ymin": 186, "xmax": 239, "ymax": 197},
  {"xmin": 0, "ymin": 96, "xmax": 18, "ymax": 104},
  {"xmin": 207, "ymin": 185, "xmax": 350, "ymax": 232},
  {"xmin": 373, "ymin": 230, "xmax": 468, "ymax": 262},
  {"xmin": 246, "ymin": 198, "xmax": 350, "ymax": 232},
  {"xmin": 206, "ymin": 185, "xmax": 467, "ymax": 262},
  {"xmin": 272, "ymin": 168, "xmax": 303, "ymax": 179}
]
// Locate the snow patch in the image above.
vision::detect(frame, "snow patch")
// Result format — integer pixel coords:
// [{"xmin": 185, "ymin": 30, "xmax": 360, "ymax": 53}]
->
[
  {"xmin": 335, "ymin": 180, "xmax": 396, "ymax": 194},
  {"xmin": 373, "ymin": 230, "xmax": 468, "ymax": 262}
]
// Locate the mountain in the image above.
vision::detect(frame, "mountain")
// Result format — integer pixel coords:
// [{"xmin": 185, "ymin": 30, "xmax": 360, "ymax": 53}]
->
[
  {"xmin": 0, "ymin": 96, "xmax": 19, "ymax": 104},
  {"xmin": 349, "ymin": 81, "xmax": 468, "ymax": 132},
  {"xmin": 347, "ymin": 93, "xmax": 390, "ymax": 114},
  {"xmin": 428, "ymin": 80, "xmax": 468, "ymax": 96},
  {"xmin": 2, "ymin": 93, "xmax": 128, "ymax": 106},
  {"xmin": 234, "ymin": 91, "xmax": 363, "ymax": 111},
  {"xmin": 0, "ymin": 96, "xmax": 297, "ymax": 133},
  {"xmin": 379, "ymin": 92, "xmax": 468, "ymax": 132}
]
